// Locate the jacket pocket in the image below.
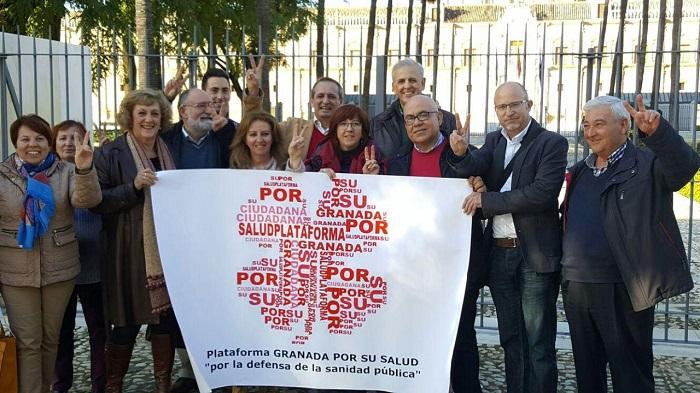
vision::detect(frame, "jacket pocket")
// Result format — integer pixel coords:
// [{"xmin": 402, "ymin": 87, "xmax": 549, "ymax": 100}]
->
[
  {"xmin": 658, "ymin": 221, "xmax": 689, "ymax": 271},
  {"xmin": 0, "ymin": 228, "xmax": 20, "ymax": 248},
  {"xmin": 51, "ymin": 225, "xmax": 77, "ymax": 247}
]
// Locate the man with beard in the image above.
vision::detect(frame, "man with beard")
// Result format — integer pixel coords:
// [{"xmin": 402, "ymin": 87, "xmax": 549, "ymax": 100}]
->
[{"xmin": 161, "ymin": 88, "xmax": 227, "ymax": 169}]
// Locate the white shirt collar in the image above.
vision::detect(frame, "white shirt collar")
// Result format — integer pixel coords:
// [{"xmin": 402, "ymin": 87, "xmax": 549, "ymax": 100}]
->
[
  {"xmin": 500, "ymin": 119, "xmax": 531, "ymax": 144},
  {"xmin": 181, "ymin": 125, "xmax": 211, "ymax": 145},
  {"xmin": 314, "ymin": 120, "xmax": 330, "ymax": 135}
]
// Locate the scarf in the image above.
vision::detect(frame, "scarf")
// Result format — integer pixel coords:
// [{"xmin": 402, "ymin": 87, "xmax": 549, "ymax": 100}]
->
[
  {"xmin": 16, "ymin": 153, "xmax": 57, "ymax": 249},
  {"xmin": 125, "ymin": 132, "xmax": 176, "ymax": 314}
]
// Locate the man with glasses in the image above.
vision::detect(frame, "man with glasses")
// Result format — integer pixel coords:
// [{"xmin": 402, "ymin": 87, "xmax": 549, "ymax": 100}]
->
[
  {"xmin": 371, "ymin": 58, "xmax": 456, "ymax": 159},
  {"xmin": 461, "ymin": 81, "xmax": 568, "ymax": 393},
  {"xmin": 160, "ymin": 88, "xmax": 231, "ymax": 169}
]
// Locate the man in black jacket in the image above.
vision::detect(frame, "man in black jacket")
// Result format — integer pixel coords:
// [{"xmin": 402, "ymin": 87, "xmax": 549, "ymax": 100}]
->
[
  {"xmin": 371, "ymin": 58, "xmax": 456, "ymax": 160},
  {"xmin": 561, "ymin": 95, "xmax": 699, "ymax": 392},
  {"xmin": 387, "ymin": 95, "xmax": 488, "ymax": 393},
  {"xmin": 461, "ymin": 82, "xmax": 568, "ymax": 393}
]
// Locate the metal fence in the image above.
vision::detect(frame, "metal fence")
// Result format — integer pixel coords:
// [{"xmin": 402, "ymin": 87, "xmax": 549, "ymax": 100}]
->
[{"xmin": 2, "ymin": 18, "xmax": 700, "ymax": 345}]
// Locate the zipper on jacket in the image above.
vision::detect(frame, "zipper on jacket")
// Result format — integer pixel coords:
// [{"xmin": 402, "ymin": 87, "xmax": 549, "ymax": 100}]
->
[{"xmin": 659, "ymin": 221, "xmax": 689, "ymax": 270}]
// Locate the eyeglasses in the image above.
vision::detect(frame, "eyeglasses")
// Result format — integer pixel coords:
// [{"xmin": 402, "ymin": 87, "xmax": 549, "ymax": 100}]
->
[
  {"xmin": 494, "ymin": 100, "xmax": 527, "ymax": 113},
  {"xmin": 185, "ymin": 102, "xmax": 214, "ymax": 110},
  {"xmin": 404, "ymin": 111, "xmax": 437, "ymax": 125},
  {"xmin": 338, "ymin": 120, "xmax": 362, "ymax": 129}
]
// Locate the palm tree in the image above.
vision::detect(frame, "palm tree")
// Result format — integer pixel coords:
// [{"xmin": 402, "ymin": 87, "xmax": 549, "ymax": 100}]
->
[
  {"xmin": 316, "ymin": 0, "xmax": 325, "ymax": 78},
  {"xmin": 135, "ymin": 0, "xmax": 160, "ymax": 89}
]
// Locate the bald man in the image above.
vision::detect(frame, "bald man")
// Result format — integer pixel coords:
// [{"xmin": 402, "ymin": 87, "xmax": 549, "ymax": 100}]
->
[{"xmin": 460, "ymin": 82, "xmax": 568, "ymax": 393}]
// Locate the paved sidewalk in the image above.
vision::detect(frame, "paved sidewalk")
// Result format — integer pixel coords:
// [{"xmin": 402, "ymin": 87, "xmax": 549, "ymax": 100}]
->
[{"xmin": 67, "ymin": 327, "xmax": 700, "ymax": 393}]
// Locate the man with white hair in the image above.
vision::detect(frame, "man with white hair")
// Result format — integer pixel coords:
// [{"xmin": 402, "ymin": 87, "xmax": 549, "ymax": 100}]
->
[
  {"xmin": 561, "ymin": 95, "xmax": 699, "ymax": 392},
  {"xmin": 371, "ymin": 58, "xmax": 456, "ymax": 159}
]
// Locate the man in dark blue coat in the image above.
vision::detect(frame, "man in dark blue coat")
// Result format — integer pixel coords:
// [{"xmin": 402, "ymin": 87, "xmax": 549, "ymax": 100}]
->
[
  {"xmin": 561, "ymin": 95, "xmax": 699, "ymax": 392},
  {"xmin": 461, "ymin": 82, "xmax": 568, "ymax": 393}
]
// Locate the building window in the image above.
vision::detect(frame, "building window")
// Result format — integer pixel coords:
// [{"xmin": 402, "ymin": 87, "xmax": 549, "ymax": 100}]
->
[
  {"xmin": 349, "ymin": 50, "xmax": 361, "ymax": 67},
  {"xmin": 463, "ymin": 48, "xmax": 476, "ymax": 67}
]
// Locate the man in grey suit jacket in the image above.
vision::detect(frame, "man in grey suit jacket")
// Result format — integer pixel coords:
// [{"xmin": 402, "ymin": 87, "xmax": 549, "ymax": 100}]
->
[{"xmin": 461, "ymin": 82, "xmax": 568, "ymax": 393}]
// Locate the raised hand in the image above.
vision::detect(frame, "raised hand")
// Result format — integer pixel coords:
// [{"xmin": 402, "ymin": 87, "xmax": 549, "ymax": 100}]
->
[
  {"xmin": 213, "ymin": 100, "xmax": 229, "ymax": 131},
  {"xmin": 133, "ymin": 168, "xmax": 158, "ymax": 190},
  {"xmin": 362, "ymin": 145, "xmax": 380, "ymax": 175},
  {"xmin": 246, "ymin": 54, "xmax": 265, "ymax": 97},
  {"xmin": 164, "ymin": 65, "xmax": 189, "ymax": 101},
  {"xmin": 287, "ymin": 128, "xmax": 306, "ymax": 170},
  {"xmin": 624, "ymin": 94, "xmax": 661, "ymax": 136},
  {"xmin": 450, "ymin": 113, "xmax": 471, "ymax": 157},
  {"xmin": 74, "ymin": 132, "xmax": 94, "ymax": 171},
  {"xmin": 97, "ymin": 127, "xmax": 109, "ymax": 146}
]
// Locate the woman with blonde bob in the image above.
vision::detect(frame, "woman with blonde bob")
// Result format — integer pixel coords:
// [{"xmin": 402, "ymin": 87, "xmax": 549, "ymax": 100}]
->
[{"xmin": 92, "ymin": 89, "xmax": 179, "ymax": 393}]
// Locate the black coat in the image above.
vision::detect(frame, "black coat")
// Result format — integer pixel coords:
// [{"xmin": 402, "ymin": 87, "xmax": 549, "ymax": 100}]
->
[
  {"xmin": 563, "ymin": 118, "xmax": 699, "ymax": 311},
  {"xmin": 92, "ymin": 135, "xmax": 159, "ymax": 325},
  {"xmin": 455, "ymin": 119, "xmax": 569, "ymax": 273},
  {"xmin": 371, "ymin": 98, "xmax": 457, "ymax": 160},
  {"xmin": 160, "ymin": 119, "xmax": 238, "ymax": 168}
]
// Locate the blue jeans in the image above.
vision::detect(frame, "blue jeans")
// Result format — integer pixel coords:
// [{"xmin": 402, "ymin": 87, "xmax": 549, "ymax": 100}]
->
[{"xmin": 488, "ymin": 246, "xmax": 560, "ymax": 393}]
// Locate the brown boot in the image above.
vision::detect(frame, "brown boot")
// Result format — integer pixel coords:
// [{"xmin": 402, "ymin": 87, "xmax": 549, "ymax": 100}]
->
[
  {"xmin": 151, "ymin": 334, "xmax": 174, "ymax": 393},
  {"xmin": 104, "ymin": 342, "xmax": 134, "ymax": 393}
]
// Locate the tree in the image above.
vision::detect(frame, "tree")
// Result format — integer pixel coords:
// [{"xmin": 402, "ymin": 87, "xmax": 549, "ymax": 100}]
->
[
  {"xmin": 635, "ymin": 0, "xmax": 650, "ymax": 95},
  {"xmin": 315, "ymin": 0, "xmax": 325, "ymax": 78},
  {"xmin": 361, "ymin": 0, "xmax": 378, "ymax": 111},
  {"xmin": 405, "ymin": 0, "xmax": 414, "ymax": 55},
  {"xmin": 650, "ymin": 0, "xmax": 667, "ymax": 109},
  {"xmin": 135, "ymin": 0, "xmax": 161, "ymax": 89},
  {"xmin": 594, "ymin": 0, "xmax": 609, "ymax": 96},
  {"xmin": 608, "ymin": 0, "xmax": 627, "ymax": 97},
  {"xmin": 417, "ymin": 0, "xmax": 427, "ymax": 64},
  {"xmin": 668, "ymin": 0, "xmax": 683, "ymax": 129},
  {"xmin": 256, "ymin": 0, "xmax": 272, "ymax": 111},
  {"xmin": 381, "ymin": 0, "xmax": 393, "ymax": 110}
]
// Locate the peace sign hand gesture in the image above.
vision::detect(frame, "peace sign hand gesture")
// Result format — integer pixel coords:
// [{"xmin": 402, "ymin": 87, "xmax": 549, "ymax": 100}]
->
[
  {"xmin": 74, "ymin": 132, "xmax": 94, "ymax": 171},
  {"xmin": 362, "ymin": 145, "xmax": 380, "ymax": 175},
  {"xmin": 164, "ymin": 65, "xmax": 188, "ymax": 101},
  {"xmin": 624, "ymin": 94, "xmax": 661, "ymax": 136},
  {"xmin": 246, "ymin": 54, "xmax": 265, "ymax": 97},
  {"xmin": 450, "ymin": 113, "xmax": 471, "ymax": 157},
  {"xmin": 287, "ymin": 128, "xmax": 306, "ymax": 170}
]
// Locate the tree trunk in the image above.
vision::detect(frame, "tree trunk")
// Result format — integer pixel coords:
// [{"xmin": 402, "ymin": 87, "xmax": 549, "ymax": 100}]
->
[
  {"xmin": 316, "ymin": 0, "xmax": 325, "ymax": 78},
  {"xmin": 608, "ymin": 0, "xmax": 627, "ymax": 97},
  {"xmin": 650, "ymin": 0, "xmax": 667, "ymax": 109},
  {"xmin": 135, "ymin": 0, "xmax": 160, "ymax": 89},
  {"xmin": 594, "ymin": 0, "xmax": 609, "ymax": 96},
  {"xmin": 406, "ymin": 0, "xmax": 414, "ymax": 55},
  {"xmin": 668, "ymin": 0, "xmax": 683, "ymax": 129},
  {"xmin": 635, "ymin": 0, "xmax": 649, "ymax": 95},
  {"xmin": 417, "ymin": 0, "xmax": 427, "ymax": 64},
  {"xmin": 256, "ymin": 0, "xmax": 272, "ymax": 111},
  {"xmin": 431, "ymin": 0, "xmax": 441, "ymax": 99},
  {"xmin": 382, "ymin": 0, "xmax": 393, "ymax": 110},
  {"xmin": 361, "ymin": 0, "xmax": 378, "ymax": 111}
]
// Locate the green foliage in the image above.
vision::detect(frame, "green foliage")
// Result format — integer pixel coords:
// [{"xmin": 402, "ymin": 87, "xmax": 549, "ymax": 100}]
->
[
  {"xmin": 2, "ymin": 0, "xmax": 316, "ymax": 91},
  {"xmin": 679, "ymin": 171, "xmax": 700, "ymax": 203}
]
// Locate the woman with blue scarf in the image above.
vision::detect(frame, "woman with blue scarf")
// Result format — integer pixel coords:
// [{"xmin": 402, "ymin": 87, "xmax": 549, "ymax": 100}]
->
[{"xmin": 0, "ymin": 114, "xmax": 102, "ymax": 393}]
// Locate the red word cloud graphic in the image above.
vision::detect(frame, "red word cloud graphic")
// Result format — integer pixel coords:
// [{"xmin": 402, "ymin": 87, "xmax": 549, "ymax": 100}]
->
[{"xmin": 235, "ymin": 175, "xmax": 389, "ymax": 343}]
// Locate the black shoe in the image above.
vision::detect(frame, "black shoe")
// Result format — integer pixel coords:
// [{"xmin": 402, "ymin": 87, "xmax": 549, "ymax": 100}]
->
[{"xmin": 170, "ymin": 377, "xmax": 198, "ymax": 393}]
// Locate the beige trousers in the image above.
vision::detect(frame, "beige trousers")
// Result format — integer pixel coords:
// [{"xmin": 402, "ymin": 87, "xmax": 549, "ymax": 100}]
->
[{"xmin": 1, "ymin": 280, "xmax": 75, "ymax": 393}]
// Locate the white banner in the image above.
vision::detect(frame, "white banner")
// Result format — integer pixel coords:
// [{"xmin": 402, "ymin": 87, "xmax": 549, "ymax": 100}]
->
[{"xmin": 151, "ymin": 169, "xmax": 472, "ymax": 392}]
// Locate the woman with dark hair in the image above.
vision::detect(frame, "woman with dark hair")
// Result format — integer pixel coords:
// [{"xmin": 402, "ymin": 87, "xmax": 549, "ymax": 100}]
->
[
  {"xmin": 50, "ymin": 120, "xmax": 106, "ymax": 393},
  {"xmin": 229, "ymin": 111, "xmax": 287, "ymax": 170},
  {"xmin": 287, "ymin": 104, "xmax": 382, "ymax": 176},
  {"xmin": 92, "ymin": 88, "xmax": 178, "ymax": 393},
  {"xmin": 0, "ymin": 114, "xmax": 101, "ymax": 393}
]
